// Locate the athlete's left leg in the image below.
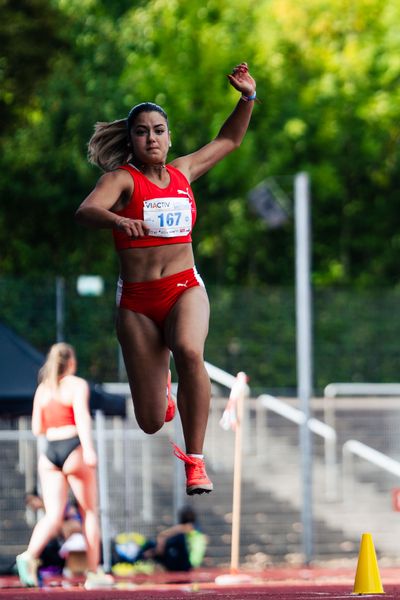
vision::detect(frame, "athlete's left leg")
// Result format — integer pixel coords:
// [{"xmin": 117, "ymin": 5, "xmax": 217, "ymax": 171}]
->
[
  {"xmin": 17, "ymin": 456, "xmax": 68, "ymax": 586},
  {"xmin": 164, "ymin": 286, "xmax": 211, "ymax": 455},
  {"xmin": 27, "ymin": 455, "xmax": 69, "ymax": 557}
]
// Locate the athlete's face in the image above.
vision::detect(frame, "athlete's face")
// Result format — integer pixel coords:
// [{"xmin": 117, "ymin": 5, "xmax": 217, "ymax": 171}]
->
[{"xmin": 129, "ymin": 111, "xmax": 170, "ymax": 165}]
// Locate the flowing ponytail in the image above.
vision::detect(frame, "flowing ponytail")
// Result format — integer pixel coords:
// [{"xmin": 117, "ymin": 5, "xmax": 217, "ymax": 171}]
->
[
  {"xmin": 87, "ymin": 119, "xmax": 132, "ymax": 172},
  {"xmin": 39, "ymin": 343, "xmax": 75, "ymax": 389}
]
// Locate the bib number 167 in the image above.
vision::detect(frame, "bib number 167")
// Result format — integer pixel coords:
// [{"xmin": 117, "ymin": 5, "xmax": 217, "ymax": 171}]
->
[{"xmin": 157, "ymin": 212, "xmax": 182, "ymax": 227}]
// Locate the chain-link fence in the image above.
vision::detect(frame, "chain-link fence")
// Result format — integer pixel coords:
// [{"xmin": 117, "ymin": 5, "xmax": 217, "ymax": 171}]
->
[{"xmin": 1, "ymin": 276, "xmax": 399, "ymax": 392}]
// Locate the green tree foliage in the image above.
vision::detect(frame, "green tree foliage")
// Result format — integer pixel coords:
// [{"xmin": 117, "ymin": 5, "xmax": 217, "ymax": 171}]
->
[
  {"xmin": 1, "ymin": 0, "xmax": 399, "ymax": 288},
  {"xmin": 253, "ymin": 0, "xmax": 400, "ymax": 286},
  {"xmin": 0, "ymin": 0, "xmax": 67, "ymax": 135}
]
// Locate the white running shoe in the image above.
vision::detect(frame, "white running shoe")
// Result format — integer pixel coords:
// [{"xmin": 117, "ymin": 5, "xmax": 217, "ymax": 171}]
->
[
  {"xmin": 84, "ymin": 567, "xmax": 114, "ymax": 590},
  {"xmin": 16, "ymin": 551, "xmax": 39, "ymax": 587}
]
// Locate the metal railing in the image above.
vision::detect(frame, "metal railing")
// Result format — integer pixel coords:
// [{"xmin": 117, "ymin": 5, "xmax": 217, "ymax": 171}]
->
[
  {"xmin": 7, "ymin": 372, "xmax": 400, "ymax": 570},
  {"xmin": 342, "ymin": 439, "xmax": 400, "ymax": 501},
  {"xmin": 258, "ymin": 394, "xmax": 338, "ymax": 500},
  {"xmin": 203, "ymin": 364, "xmax": 339, "ymax": 500},
  {"xmin": 325, "ymin": 381, "xmax": 400, "ymax": 502},
  {"xmin": 325, "ymin": 383, "xmax": 400, "ymax": 398}
]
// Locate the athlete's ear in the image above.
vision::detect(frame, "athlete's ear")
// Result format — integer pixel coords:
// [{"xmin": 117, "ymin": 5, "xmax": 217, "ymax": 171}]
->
[{"xmin": 168, "ymin": 132, "xmax": 172, "ymax": 148}]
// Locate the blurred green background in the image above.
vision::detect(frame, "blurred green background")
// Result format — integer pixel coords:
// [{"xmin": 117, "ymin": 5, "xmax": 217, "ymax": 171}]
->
[{"xmin": 1, "ymin": 0, "xmax": 399, "ymax": 392}]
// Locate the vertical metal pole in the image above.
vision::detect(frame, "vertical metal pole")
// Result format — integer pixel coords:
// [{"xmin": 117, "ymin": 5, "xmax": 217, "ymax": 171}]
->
[
  {"xmin": 123, "ymin": 425, "xmax": 131, "ymax": 532},
  {"xmin": 294, "ymin": 172, "xmax": 313, "ymax": 564},
  {"xmin": 18, "ymin": 417, "xmax": 26, "ymax": 474},
  {"xmin": 95, "ymin": 410, "xmax": 111, "ymax": 572},
  {"xmin": 56, "ymin": 276, "xmax": 65, "ymax": 343},
  {"xmin": 141, "ymin": 438, "xmax": 153, "ymax": 522},
  {"xmin": 173, "ymin": 411, "xmax": 185, "ymax": 522}
]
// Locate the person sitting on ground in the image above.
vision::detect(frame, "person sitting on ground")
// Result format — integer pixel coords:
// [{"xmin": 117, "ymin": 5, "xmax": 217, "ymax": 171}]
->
[{"xmin": 141, "ymin": 505, "xmax": 207, "ymax": 572}]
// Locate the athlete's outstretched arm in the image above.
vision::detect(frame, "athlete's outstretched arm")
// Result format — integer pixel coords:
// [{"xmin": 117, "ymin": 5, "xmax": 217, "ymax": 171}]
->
[{"xmin": 172, "ymin": 63, "xmax": 256, "ymax": 183}]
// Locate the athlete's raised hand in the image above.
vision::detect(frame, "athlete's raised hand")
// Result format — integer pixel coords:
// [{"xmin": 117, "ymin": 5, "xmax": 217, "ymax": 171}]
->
[{"xmin": 227, "ymin": 62, "xmax": 256, "ymax": 97}]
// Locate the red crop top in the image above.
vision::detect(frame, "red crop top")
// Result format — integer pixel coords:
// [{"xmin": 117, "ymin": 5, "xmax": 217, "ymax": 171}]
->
[
  {"xmin": 113, "ymin": 164, "xmax": 197, "ymax": 250},
  {"xmin": 41, "ymin": 399, "xmax": 76, "ymax": 431}
]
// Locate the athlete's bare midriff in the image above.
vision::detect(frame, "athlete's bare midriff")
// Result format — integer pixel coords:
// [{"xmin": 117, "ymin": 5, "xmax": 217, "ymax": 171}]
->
[{"xmin": 118, "ymin": 242, "xmax": 195, "ymax": 282}]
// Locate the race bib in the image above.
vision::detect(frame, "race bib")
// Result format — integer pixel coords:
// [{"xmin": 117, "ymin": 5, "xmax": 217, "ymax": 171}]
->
[{"xmin": 143, "ymin": 197, "xmax": 192, "ymax": 237}]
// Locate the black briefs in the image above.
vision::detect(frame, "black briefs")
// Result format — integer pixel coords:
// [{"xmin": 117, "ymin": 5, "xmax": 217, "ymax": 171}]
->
[{"xmin": 45, "ymin": 436, "xmax": 81, "ymax": 469}]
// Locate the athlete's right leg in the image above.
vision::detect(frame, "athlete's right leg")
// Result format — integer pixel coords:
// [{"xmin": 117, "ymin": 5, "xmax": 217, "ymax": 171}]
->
[
  {"xmin": 27, "ymin": 454, "xmax": 68, "ymax": 557},
  {"xmin": 64, "ymin": 447, "xmax": 100, "ymax": 573},
  {"xmin": 64, "ymin": 449, "xmax": 113, "ymax": 588},
  {"xmin": 116, "ymin": 307, "xmax": 171, "ymax": 434}
]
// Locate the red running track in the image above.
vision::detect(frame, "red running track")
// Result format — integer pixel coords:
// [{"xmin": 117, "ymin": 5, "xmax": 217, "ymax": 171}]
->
[{"xmin": 1, "ymin": 566, "xmax": 400, "ymax": 599}]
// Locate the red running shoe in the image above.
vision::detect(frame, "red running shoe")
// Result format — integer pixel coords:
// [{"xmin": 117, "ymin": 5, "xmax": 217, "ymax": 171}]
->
[
  {"xmin": 165, "ymin": 370, "xmax": 176, "ymax": 422},
  {"xmin": 172, "ymin": 443, "xmax": 213, "ymax": 495}
]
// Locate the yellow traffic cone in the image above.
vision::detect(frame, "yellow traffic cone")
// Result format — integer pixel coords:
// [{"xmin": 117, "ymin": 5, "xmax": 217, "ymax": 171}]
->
[{"xmin": 353, "ymin": 533, "xmax": 385, "ymax": 595}]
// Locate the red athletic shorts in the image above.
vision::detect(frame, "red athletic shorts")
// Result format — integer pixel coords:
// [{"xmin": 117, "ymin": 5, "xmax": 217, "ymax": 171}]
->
[{"xmin": 116, "ymin": 267, "xmax": 205, "ymax": 327}]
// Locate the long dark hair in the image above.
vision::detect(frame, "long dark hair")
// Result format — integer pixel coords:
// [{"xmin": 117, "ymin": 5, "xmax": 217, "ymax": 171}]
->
[{"xmin": 88, "ymin": 103, "xmax": 169, "ymax": 172}]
